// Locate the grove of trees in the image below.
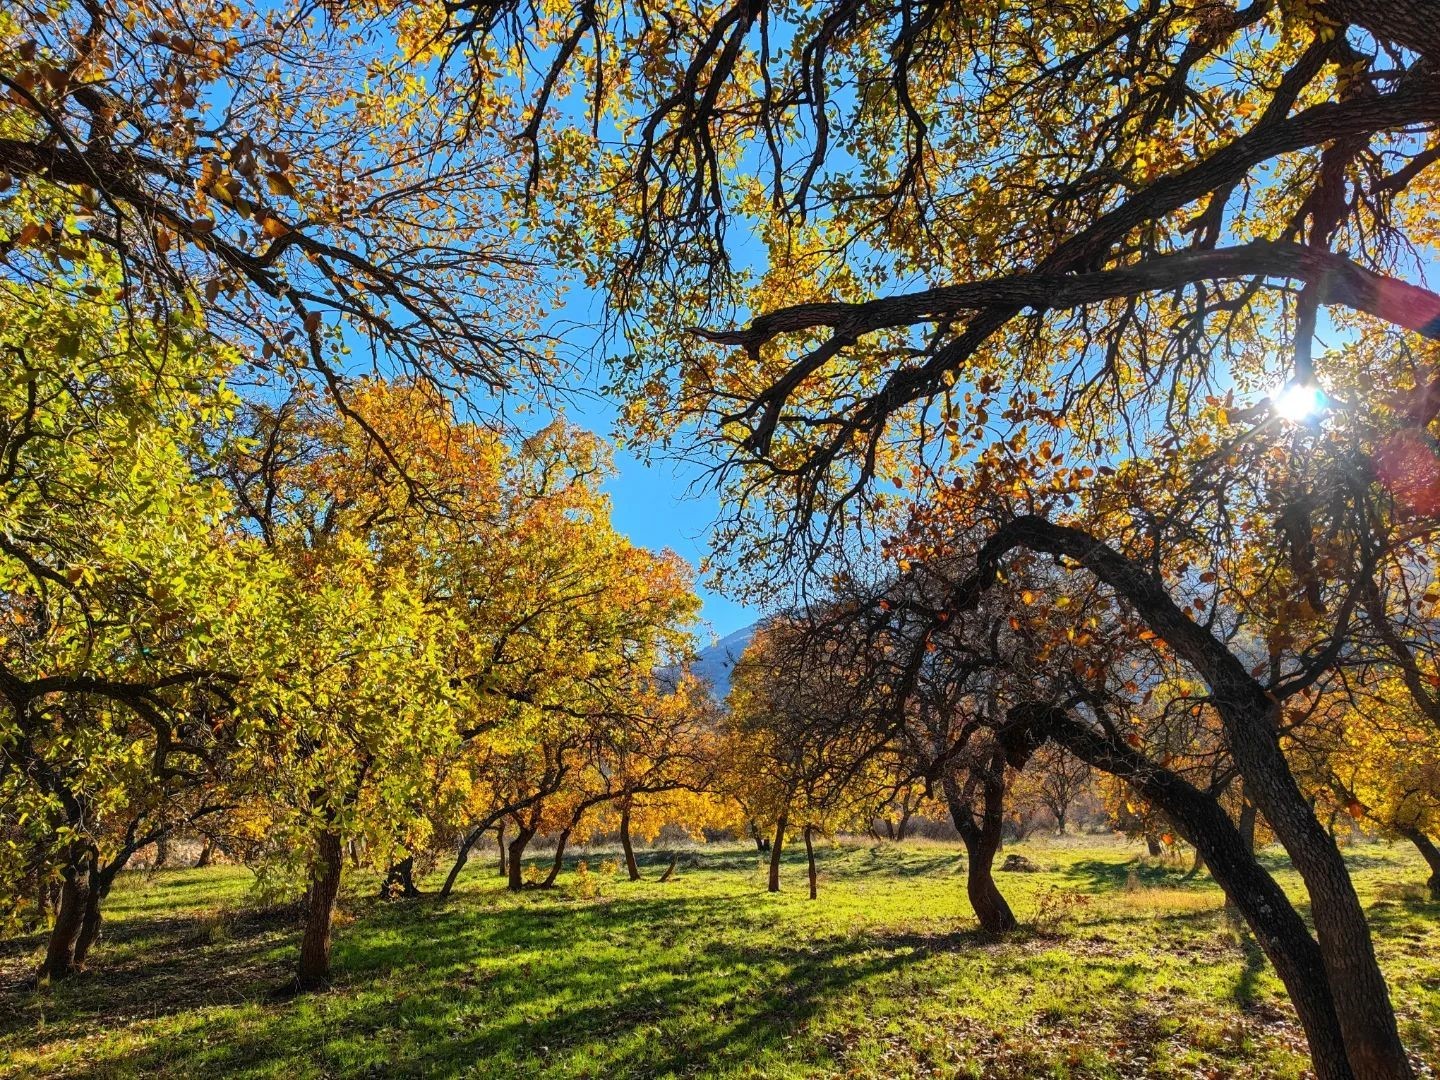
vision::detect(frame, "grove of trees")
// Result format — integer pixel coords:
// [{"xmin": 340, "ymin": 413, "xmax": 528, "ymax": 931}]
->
[{"xmin": 5, "ymin": 2, "xmax": 1440, "ymax": 1078}]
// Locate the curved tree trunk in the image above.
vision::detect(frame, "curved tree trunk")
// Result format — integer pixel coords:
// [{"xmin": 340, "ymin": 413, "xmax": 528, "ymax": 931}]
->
[
  {"xmin": 541, "ymin": 828, "xmax": 572, "ymax": 888},
  {"xmin": 659, "ymin": 853, "xmax": 679, "ymax": 882},
  {"xmin": 439, "ymin": 825, "xmax": 484, "ymax": 899},
  {"xmin": 1395, "ymin": 825, "xmax": 1440, "ymax": 900},
  {"xmin": 507, "ymin": 825, "xmax": 535, "ymax": 891},
  {"xmin": 72, "ymin": 882, "xmax": 106, "ymax": 967},
  {"xmin": 296, "ymin": 829, "xmax": 343, "ymax": 991},
  {"xmin": 1227, "ymin": 698, "xmax": 1410, "ymax": 1079},
  {"xmin": 497, "ymin": 822, "xmax": 508, "ymax": 876},
  {"xmin": 942, "ymin": 765, "xmax": 1017, "ymax": 934},
  {"xmin": 804, "ymin": 825, "xmax": 817, "ymax": 899},
  {"xmin": 767, "ymin": 813, "xmax": 787, "ymax": 893},
  {"xmin": 1012, "ymin": 703, "xmax": 1355, "ymax": 1080},
  {"xmin": 968, "ymin": 519, "xmax": 1413, "ymax": 1080},
  {"xmin": 619, "ymin": 801, "xmax": 641, "ymax": 881},
  {"xmin": 40, "ymin": 848, "xmax": 92, "ymax": 981},
  {"xmin": 195, "ymin": 837, "xmax": 215, "ymax": 868}
]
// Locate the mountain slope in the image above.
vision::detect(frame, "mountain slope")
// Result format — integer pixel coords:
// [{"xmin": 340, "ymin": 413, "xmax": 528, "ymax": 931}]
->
[{"xmin": 690, "ymin": 622, "xmax": 757, "ymax": 700}]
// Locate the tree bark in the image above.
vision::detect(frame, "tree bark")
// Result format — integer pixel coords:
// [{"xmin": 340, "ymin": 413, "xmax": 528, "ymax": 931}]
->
[
  {"xmin": 659, "ymin": 853, "xmax": 679, "ymax": 882},
  {"xmin": 72, "ymin": 880, "xmax": 106, "ymax": 967},
  {"xmin": 296, "ymin": 829, "xmax": 343, "ymax": 991},
  {"xmin": 1396, "ymin": 825, "xmax": 1440, "ymax": 900},
  {"xmin": 195, "ymin": 837, "xmax": 215, "ymax": 868},
  {"xmin": 40, "ymin": 848, "xmax": 92, "ymax": 981},
  {"xmin": 541, "ymin": 828, "xmax": 572, "ymax": 888},
  {"xmin": 619, "ymin": 801, "xmax": 641, "ymax": 881},
  {"xmin": 507, "ymin": 825, "xmax": 535, "ymax": 892},
  {"xmin": 153, "ymin": 833, "xmax": 170, "ymax": 869},
  {"xmin": 1010, "ymin": 703, "xmax": 1356, "ymax": 1080},
  {"xmin": 767, "ymin": 814, "xmax": 787, "ymax": 892},
  {"xmin": 942, "ymin": 764, "xmax": 1017, "ymax": 934},
  {"xmin": 381, "ymin": 856, "xmax": 421, "ymax": 898},
  {"xmin": 965, "ymin": 519, "xmax": 1413, "ymax": 1080},
  {"xmin": 1239, "ymin": 799, "xmax": 1259, "ymax": 856},
  {"xmin": 497, "ymin": 822, "xmax": 508, "ymax": 876},
  {"xmin": 804, "ymin": 825, "xmax": 817, "ymax": 899}
]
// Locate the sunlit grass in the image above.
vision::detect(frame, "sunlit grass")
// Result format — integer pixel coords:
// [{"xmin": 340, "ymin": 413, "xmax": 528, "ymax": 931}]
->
[{"xmin": 2, "ymin": 836, "xmax": 1437, "ymax": 1078}]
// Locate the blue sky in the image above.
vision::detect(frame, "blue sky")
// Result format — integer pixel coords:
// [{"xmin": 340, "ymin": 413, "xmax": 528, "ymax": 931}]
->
[{"xmin": 551, "ymin": 306, "xmax": 758, "ymax": 644}]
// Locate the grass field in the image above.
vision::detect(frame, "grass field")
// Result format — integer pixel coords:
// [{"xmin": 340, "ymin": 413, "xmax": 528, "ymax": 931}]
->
[{"xmin": 2, "ymin": 837, "xmax": 1437, "ymax": 1078}]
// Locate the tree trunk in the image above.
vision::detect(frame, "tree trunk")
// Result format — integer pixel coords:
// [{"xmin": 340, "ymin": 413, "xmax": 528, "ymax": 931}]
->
[
  {"xmin": 897, "ymin": 805, "xmax": 913, "ymax": 842},
  {"xmin": 1228, "ymin": 699, "xmax": 1412, "ymax": 1080},
  {"xmin": 153, "ymin": 833, "xmax": 170, "ymax": 869},
  {"xmin": 767, "ymin": 813, "xmax": 787, "ymax": 893},
  {"xmin": 439, "ymin": 825, "xmax": 484, "ymax": 899},
  {"xmin": 195, "ymin": 837, "xmax": 215, "ymax": 868},
  {"xmin": 1146, "ymin": 833, "xmax": 1163, "ymax": 857},
  {"xmin": 942, "ymin": 768, "xmax": 1017, "ymax": 934},
  {"xmin": 804, "ymin": 825, "xmax": 817, "ymax": 899},
  {"xmin": 381, "ymin": 856, "xmax": 421, "ymax": 898},
  {"xmin": 72, "ymin": 877, "xmax": 108, "ymax": 967},
  {"xmin": 1055, "ymin": 809, "xmax": 1067, "ymax": 835},
  {"xmin": 750, "ymin": 822, "xmax": 765, "ymax": 851},
  {"xmin": 972, "ymin": 520, "xmax": 1413, "ymax": 1078},
  {"xmin": 1396, "ymin": 825, "xmax": 1440, "ymax": 900},
  {"xmin": 507, "ymin": 826, "xmax": 535, "ymax": 891},
  {"xmin": 39, "ymin": 850, "xmax": 91, "ymax": 981},
  {"xmin": 541, "ymin": 828, "xmax": 571, "ymax": 888},
  {"xmin": 1238, "ymin": 799, "xmax": 1259, "ymax": 856},
  {"xmin": 659, "ymin": 853, "xmax": 678, "ymax": 882},
  {"xmin": 296, "ymin": 830, "xmax": 343, "ymax": 991},
  {"xmin": 497, "ymin": 822, "xmax": 508, "ymax": 876},
  {"xmin": 619, "ymin": 802, "xmax": 641, "ymax": 881},
  {"xmin": 1015, "ymin": 703, "xmax": 1357, "ymax": 1080},
  {"xmin": 65, "ymin": 845, "xmax": 132, "ymax": 971}
]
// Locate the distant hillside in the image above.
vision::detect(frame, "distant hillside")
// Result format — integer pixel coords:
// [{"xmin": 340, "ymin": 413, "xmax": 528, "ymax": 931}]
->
[{"xmin": 689, "ymin": 622, "xmax": 757, "ymax": 701}]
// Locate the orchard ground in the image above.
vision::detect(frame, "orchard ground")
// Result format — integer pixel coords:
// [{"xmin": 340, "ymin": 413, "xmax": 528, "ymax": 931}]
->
[{"xmin": 2, "ymin": 837, "xmax": 1437, "ymax": 1079}]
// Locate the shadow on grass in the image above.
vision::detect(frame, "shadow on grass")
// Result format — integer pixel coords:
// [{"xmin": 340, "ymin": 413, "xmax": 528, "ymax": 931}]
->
[
  {"xmin": 0, "ymin": 904, "xmax": 300, "ymax": 1043},
  {"xmin": 8, "ymin": 884, "xmax": 1009, "ymax": 1080},
  {"xmin": 1061, "ymin": 857, "xmax": 1215, "ymax": 892}
]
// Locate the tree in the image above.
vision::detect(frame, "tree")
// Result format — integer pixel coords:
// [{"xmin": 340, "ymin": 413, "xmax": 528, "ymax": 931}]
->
[
  {"xmin": 414, "ymin": 422, "xmax": 701, "ymax": 897},
  {"xmin": 219, "ymin": 381, "xmax": 480, "ymax": 988},
  {"xmin": 0, "ymin": 269, "xmax": 277, "ymax": 980},
  {"xmin": 1025, "ymin": 747, "xmax": 1094, "ymax": 836}
]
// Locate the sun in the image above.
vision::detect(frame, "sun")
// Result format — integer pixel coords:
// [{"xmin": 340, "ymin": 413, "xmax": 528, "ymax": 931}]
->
[{"xmin": 1274, "ymin": 381, "xmax": 1324, "ymax": 424}]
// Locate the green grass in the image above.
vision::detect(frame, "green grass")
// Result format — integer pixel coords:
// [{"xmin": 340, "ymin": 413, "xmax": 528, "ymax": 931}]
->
[{"xmin": 2, "ymin": 837, "xmax": 1437, "ymax": 1078}]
